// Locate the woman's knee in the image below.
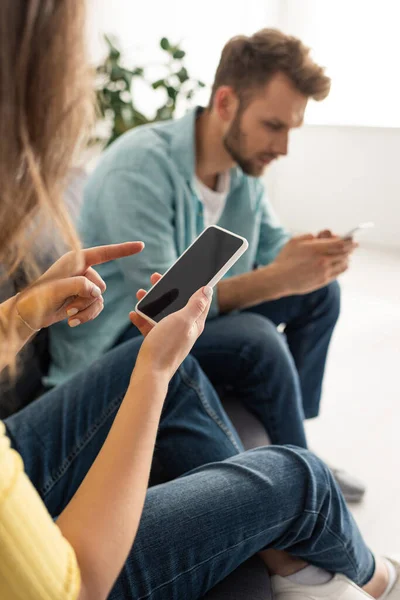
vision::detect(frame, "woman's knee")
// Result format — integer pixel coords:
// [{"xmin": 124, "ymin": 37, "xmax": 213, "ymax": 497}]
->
[{"xmin": 237, "ymin": 445, "xmax": 333, "ymax": 507}]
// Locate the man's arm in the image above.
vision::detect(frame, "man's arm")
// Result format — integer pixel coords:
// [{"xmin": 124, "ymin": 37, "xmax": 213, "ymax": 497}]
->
[
  {"xmin": 217, "ymin": 187, "xmax": 354, "ymax": 312},
  {"xmin": 217, "ymin": 263, "xmax": 289, "ymax": 313}
]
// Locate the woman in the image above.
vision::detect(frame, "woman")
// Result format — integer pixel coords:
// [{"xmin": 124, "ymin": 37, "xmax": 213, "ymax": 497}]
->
[{"xmin": 0, "ymin": 2, "xmax": 398, "ymax": 600}]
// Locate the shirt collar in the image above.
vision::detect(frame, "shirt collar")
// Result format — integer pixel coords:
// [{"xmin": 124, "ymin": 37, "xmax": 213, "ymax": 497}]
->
[{"xmin": 170, "ymin": 106, "xmax": 244, "ymax": 192}]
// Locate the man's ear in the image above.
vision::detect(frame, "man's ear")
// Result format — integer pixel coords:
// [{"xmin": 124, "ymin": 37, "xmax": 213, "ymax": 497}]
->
[{"xmin": 213, "ymin": 86, "xmax": 239, "ymax": 123}]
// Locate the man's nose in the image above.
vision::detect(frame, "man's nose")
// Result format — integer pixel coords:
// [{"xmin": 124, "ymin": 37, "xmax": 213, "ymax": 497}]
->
[{"xmin": 273, "ymin": 131, "xmax": 289, "ymax": 156}]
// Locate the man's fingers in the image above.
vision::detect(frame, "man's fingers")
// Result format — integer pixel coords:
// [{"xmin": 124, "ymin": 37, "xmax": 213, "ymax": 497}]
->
[
  {"xmin": 83, "ymin": 242, "xmax": 145, "ymax": 269},
  {"xmin": 317, "ymin": 229, "xmax": 334, "ymax": 239},
  {"xmin": 330, "ymin": 259, "xmax": 349, "ymax": 279},
  {"xmin": 313, "ymin": 238, "xmax": 355, "ymax": 256},
  {"xmin": 294, "ymin": 233, "xmax": 315, "ymax": 242},
  {"xmin": 136, "ymin": 289, "xmax": 147, "ymax": 301},
  {"xmin": 348, "ymin": 241, "xmax": 359, "ymax": 254}
]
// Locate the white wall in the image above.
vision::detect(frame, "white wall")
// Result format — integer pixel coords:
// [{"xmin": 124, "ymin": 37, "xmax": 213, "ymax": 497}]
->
[
  {"xmin": 87, "ymin": 0, "xmax": 282, "ymax": 118},
  {"xmin": 264, "ymin": 125, "xmax": 400, "ymax": 250},
  {"xmin": 87, "ymin": 0, "xmax": 282, "ymax": 79},
  {"xmin": 280, "ymin": 0, "xmax": 400, "ymax": 127}
]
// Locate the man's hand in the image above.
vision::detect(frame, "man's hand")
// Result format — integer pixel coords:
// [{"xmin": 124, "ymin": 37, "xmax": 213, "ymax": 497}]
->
[
  {"xmin": 317, "ymin": 229, "xmax": 334, "ymax": 239},
  {"xmin": 273, "ymin": 234, "xmax": 357, "ymax": 296}
]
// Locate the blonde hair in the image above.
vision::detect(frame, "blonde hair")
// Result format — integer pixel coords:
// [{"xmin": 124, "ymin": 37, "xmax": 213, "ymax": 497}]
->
[
  {"xmin": 210, "ymin": 28, "xmax": 331, "ymax": 106},
  {"xmin": 0, "ymin": 0, "xmax": 94, "ymax": 369}
]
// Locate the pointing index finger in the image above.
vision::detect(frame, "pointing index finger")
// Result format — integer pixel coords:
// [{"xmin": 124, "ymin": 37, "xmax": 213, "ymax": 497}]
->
[{"xmin": 83, "ymin": 242, "xmax": 145, "ymax": 269}]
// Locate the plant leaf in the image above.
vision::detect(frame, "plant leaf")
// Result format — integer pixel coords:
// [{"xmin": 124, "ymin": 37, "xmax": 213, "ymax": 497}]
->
[
  {"xmin": 176, "ymin": 67, "xmax": 189, "ymax": 83},
  {"xmin": 152, "ymin": 79, "xmax": 165, "ymax": 89},
  {"xmin": 166, "ymin": 86, "xmax": 178, "ymax": 101},
  {"xmin": 173, "ymin": 49, "xmax": 186, "ymax": 59},
  {"xmin": 160, "ymin": 37, "xmax": 170, "ymax": 50}
]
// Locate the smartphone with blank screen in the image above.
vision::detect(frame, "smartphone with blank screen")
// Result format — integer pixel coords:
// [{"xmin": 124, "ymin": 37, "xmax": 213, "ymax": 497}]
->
[
  {"xmin": 135, "ymin": 225, "xmax": 248, "ymax": 325},
  {"xmin": 342, "ymin": 221, "xmax": 375, "ymax": 240}
]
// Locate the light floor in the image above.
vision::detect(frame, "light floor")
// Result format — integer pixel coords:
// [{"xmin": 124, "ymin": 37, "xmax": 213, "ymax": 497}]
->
[{"xmin": 305, "ymin": 245, "xmax": 400, "ymax": 555}]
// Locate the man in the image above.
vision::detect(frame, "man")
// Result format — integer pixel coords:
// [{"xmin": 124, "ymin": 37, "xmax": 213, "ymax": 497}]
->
[{"xmin": 48, "ymin": 28, "xmax": 364, "ymax": 500}]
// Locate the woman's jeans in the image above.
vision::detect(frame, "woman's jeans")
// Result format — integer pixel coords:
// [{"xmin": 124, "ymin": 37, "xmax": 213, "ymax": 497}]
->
[{"xmin": 5, "ymin": 337, "xmax": 374, "ymax": 599}]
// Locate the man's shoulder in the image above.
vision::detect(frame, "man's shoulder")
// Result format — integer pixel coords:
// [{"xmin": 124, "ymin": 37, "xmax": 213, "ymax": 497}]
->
[
  {"xmin": 98, "ymin": 121, "xmax": 176, "ymax": 173},
  {"xmin": 84, "ymin": 123, "xmax": 179, "ymax": 207},
  {"xmin": 92, "ymin": 109, "xmax": 197, "ymax": 184},
  {"xmin": 83, "ymin": 122, "xmax": 182, "ymax": 217}
]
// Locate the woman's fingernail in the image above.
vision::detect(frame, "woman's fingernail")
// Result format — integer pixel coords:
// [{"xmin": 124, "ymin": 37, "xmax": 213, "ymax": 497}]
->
[
  {"xmin": 203, "ymin": 286, "xmax": 213, "ymax": 299},
  {"xmin": 67, "ymin": 308, "xmax": 79, "ymax": 317},
  {"xmin": 91, "ymin": 285, "xmax": 102, "ymax": 298},
  {"xmin": 69, "ymin": 319, "xmax": 81, "ymax": 328}
]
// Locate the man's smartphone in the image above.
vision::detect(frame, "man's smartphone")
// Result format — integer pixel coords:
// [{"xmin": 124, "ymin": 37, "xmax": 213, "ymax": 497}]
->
[
  {"xmin": 135, "ymin": 225, "xmax": 248, "ymax": 325},
  {"xmin": 342, "ymin": 222, "xmax": 375, "ymax": 240}
]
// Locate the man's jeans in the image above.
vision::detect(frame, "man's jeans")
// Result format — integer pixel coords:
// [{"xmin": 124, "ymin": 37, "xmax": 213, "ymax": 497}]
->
[
  {"xmin": 118, "ymin": 282, "xmax": 341, "ymax": 448},
  {"xmin": 4, "ymin": 336, "xmax": 374, "ymax": 599}
]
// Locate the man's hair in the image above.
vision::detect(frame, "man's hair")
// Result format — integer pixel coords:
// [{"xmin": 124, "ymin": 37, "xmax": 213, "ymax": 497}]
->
[{"xmin": 210, "ymin": 28, "xmax": 331, "ymax": 106}]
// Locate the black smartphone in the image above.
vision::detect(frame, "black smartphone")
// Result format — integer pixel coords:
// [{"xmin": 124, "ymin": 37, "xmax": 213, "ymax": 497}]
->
[{"xmin": 135, "ymin": 225, "xmax": 248, "ymax": 324}]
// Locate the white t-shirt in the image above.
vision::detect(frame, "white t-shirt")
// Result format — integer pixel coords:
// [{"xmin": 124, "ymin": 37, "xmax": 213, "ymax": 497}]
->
[{"xmin": 195, "ymin": 172, "xmax": 230, "ymax": 228}]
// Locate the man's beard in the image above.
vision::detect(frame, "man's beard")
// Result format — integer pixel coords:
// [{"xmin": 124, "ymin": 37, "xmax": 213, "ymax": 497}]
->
[{"xmin": 223, "ymin": 113, "xmax": 274, "ymax": 177}]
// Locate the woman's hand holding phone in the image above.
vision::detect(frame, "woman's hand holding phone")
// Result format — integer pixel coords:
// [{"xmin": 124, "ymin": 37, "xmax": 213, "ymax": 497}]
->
[{"xmin": 130, "ymin": 273, "xmax": 212, "ymax": 381}]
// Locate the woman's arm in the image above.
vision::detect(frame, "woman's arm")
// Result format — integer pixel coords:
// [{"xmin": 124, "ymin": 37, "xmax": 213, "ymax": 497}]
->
[
  {"xmin": 57, "ymin": 286, "xmax": 211, "ymax": 600},
  {"xmin": 57, "ymin": 366, "xmax": 168, "ymax": 600},
  {"xmin": 0, "ymin": 295, "xmax": 38, "ymax": 357}
]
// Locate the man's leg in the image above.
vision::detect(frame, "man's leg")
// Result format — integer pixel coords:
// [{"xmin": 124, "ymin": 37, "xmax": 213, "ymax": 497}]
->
[
  {"xmin": 244, "ymin": 281, "xmax": 366, "ymax": 502},
  {"xmin": 192, "ymin": 312, "xmax": 308, "ymax": 448},
  {"xmin": 116, "ymin": 282, "xmax": 340, "ymax": 421},
  {"xmin": 246, "ymin": 281, "xmax": 340, "ymax": 419},
  {"xmin": 109, "ymin": 446, "xmax": 375, "ymax": 600},
  {"xmin": 4, "ymin": 338, "xmax": 243, "ymax": 517}
]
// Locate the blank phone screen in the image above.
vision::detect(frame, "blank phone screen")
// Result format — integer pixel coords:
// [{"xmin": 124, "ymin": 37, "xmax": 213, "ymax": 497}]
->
[{"xmin": 137, "ymin": 227, "xmax": 244, "ymax": 322}]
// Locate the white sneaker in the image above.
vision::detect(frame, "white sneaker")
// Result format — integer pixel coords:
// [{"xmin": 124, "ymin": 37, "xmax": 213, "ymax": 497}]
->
[
  {"xmin": 384, "ymin": 556, "xmax": 400, "ymax": 599},
  {"xmin": 271, "ymin": 573, "xmax": 373, "ymax": 599}
]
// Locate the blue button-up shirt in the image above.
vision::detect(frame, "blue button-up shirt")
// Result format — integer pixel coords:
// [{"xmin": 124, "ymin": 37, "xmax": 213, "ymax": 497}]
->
[{"xmin": 47, "ymin": 108, "xmax": 289, "ymax": 386}]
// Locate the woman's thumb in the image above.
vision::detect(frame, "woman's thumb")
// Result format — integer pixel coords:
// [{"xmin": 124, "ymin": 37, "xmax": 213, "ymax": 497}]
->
[{"xmin": 184, "ymin": 286, "xmax": 213, "ymax": 322}]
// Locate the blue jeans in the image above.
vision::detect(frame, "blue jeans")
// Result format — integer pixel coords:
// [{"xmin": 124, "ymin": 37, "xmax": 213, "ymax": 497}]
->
[
  {"xmin": 5, "ymin": 339, "xmax": 243, "ymax": 512},
  {"xmin": 118, "ymin": 282, "xmax": 340, "ymax": 447},
  {"xmin": 5, "ymin": 336, "xmax": 374, "ymax": 599},
  {"xmin": 243, "ymin": 281, "xmax": 341, "ymax": 419}
]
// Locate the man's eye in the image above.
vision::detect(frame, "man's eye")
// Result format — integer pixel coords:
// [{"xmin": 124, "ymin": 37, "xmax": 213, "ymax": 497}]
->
[{"xmin": 265, "ymin": 122, "xmax": 281, "ymax": 131}]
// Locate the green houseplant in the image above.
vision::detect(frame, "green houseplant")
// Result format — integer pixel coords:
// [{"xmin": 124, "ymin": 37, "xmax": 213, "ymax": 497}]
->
[{"xmin": 95, "ymin": 35, "xmax": 206, "ymax": 147}]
